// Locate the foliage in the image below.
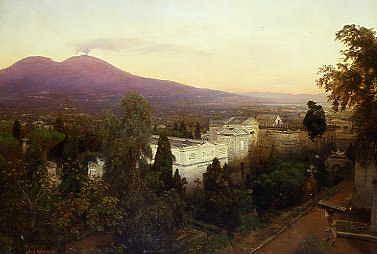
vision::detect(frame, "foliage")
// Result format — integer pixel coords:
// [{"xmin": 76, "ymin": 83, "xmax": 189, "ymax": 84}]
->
[
  {"xmin": 0, "ymin": 120, "xmax": 13, "ymax": 133},
  {"xmin": 102, "ymin": 93, "xmax": 186, "ymax": 253},
  {"xmin": 59, "ymin": 158, "xmax": 88, "ymax": 195},
  {"xmin": 53, "ymin": 179, "xmax": 122, "ymax": 249},
  {"xmin": 0, "ymin": 126, "xmax": 121, "ymax": 252},
  {"xmin": 153, "ymin": 133, "xmax": 175, "ymax": 191},
  {"xmin": 12, "ymin": 120, "xmax": 22, "ymax": 140},
  {"xmin": 201, "ymin": 159, "xmax": 241, "ymax": 237},
  {"xmin": 103, "ymin": 93, "xmax": 152, "ymax": 196},
  {"xmin": 117, "ymin": 190, "xmax": 184, "ymax": 254},
  {"xmin": 28, "ymin": 128, "xmax": 65, "ymax": 162},
  {"xmin": 169, "ymin": 120, "xmax": 194, "ymax": 138},
  {"xmin": 0, "ymin": 147, "xmax": 57, "ymax": 252},
  {"xmin": 0, "ymin": 133, "xmax": 21, "ymax": 160},
  {"xmin": 203, "ymin": 158, "xmax": 224, "ymax": 191},
  {"xmin": 194, "ymin": 122, "xmax": 201, "ymax": 139},
  {"xmin": 317, "ymin": 24, "xmax": 377, "ymax": 160},
  {"xmin": 254, "ymin": 160, "xmax": 306, "ymax": 210},
  {"xmin": 238, "ymin": 215, "xmax": 261, "ymax": 234},
  {"xmin": 173, "ymin": 168, "xmax": 187, "ymax": 197},
  {"xmin": 303, "ymin": 101, "xmax": 327, "ymax": 140}
]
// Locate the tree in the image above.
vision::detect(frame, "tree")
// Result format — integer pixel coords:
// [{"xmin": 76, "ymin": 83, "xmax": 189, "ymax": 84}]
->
[
  {"xmin": 102, "ymin": 94, "xmax": 184, "ymax": 253},
  {"xmin": 317, "ymin": 24, "xmax": 377, "ymax": 232},
  {"xmin": 201, "ymin": 158, "xmax": 241, "ymax": 238},
  {"xmin": 254, "ymin": 160, "xmax": 306, "ymax": 210},
  {"xmin": 203, "ymin": 158, "xmax": 224, "ymax": 192},
  {"xmin": 317, "ymin": 24, "xmax": 377, "ymax": 159},
  {"xmin": 153, "ymin": 133, "xmax": 175, "ymax": 191},
  {"xmin": 103, "ymin": 93, "xmax": 152, "ymax": 197},
  {"xmin": 194, "ymin": 122, "xmax": 201, "ymax": 139},
  {"xmin": 59, "ymin": 158, "xmax": 88, "ymax": 195},
  {"xmin": 12, "ymin": 120, "xmax": 21, "ymax": 140},
  {"xmin": 119, "ymin": 191, "xmax": 181, "ymax": 253},
  {"xmin": 0, "ymin": 145, "xmax": 57, "ymax": 252},
  {"xmin": 53, "ymin": 179, "xmax": 122, "ymax": 252},
  {"xmin": 303, "ymin": 101, "xmax": 327, "ymax": 140},
  {"xmin": 53, "ymin": 117, "xmax": 65, "ymax": 133},
  {"xmin": 173, "ymin": 168, "xmax": 187, "ymax": 197},
  {"xmin": 28, "ymin": 128, "xmax": 65, "ymax": 161}
]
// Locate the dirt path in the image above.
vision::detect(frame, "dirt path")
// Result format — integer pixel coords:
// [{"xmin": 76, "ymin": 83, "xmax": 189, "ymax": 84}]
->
[{"xmin": 222, "ymin": 180, "xmax": 377, "ymax": 254}]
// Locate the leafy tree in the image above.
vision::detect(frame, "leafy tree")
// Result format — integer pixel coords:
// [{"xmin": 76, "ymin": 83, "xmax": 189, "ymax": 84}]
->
[
  {"xmin": 254, "ymin": 160, "xmax": 306, "ymax": 210},
  {"xmin": 303, "ymin": 101, "xmax": 327, "ymax": 140},
  {"xmin": 153, "ymin": 133, "xmax": 175, "ymax": 191},
  {"xmin": 53, "ymin": 179, "xmax": 122, "ymax": 252},
  {"xmin": 12, "ymin": 120, "xmax": 21, "ymax": 140},
  {"xmin": 59, "ymin": 158, "xmax": 88, "ymax": 195},
  {"xmin": 103, "ymin": 93, "xmax": 152, "ymax": 196},
  {"xmin": 201, "ymin": 158, "xmax": 241, "ymax": 238},
  {"xmin": 28, "ymin": 128, "xmax": 65, "ymax": 161},
  {"xmin": 103, "ymin": 94, "xmax": 185, "ymax": 253},
  {"xmin": 317, "ymin": 24, "xmax": 377, "ymax": 160},
  {"xmin": 0, "ymin": 133, "xmax": 22, "ymax": 161},
  {"xmin": 203, "ymin": 157, "xmax": 224, "ymax": 191},
  {"xmin": 118, "ymin": 191, "xmax": 182, "ymax": 253},
  {"xmin": 53, "ymin": 117, "xmax": 65, "ymax": 133},
  {"xmin": 0, "ymin": 146, "xmax": 56, "ymax": 252}
]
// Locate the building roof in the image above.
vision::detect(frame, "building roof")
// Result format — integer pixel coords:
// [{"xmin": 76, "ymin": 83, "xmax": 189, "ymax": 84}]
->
[
  {"xmin": 151, "ymin": 135, "xmax": 209, "ymax": 149},
  {"xmin": 224, "ymin": 116, "xmax": 258, "ymax": 126},
  {"xmin": 217, "ymin": 126, "xmax": 250, "ymax": 136},
  {"xmin": 256, "ymin": 114, "xmax": 280, "ymax": 122}
]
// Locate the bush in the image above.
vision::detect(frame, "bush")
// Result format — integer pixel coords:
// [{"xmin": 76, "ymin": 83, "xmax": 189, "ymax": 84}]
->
[
  {"xmin": 239, "ymin": 215, "xmax": 261, "ymax": 234},
  {"xmin": 254, "ymin": 160, "xmax": 306, "ymax": 210}
]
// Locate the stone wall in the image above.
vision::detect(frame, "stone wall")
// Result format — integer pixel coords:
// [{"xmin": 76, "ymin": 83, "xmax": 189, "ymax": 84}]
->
[
  {"xmin": 255, "ymin": 128, "xmax": 352, "ymax": 160},
  {"xmin": 353, "ymin": 161, "xmax": 377, "ymax": 210}
]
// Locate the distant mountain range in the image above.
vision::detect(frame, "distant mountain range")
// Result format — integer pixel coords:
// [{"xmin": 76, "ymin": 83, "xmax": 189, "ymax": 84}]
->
[
  {"xmin": 240, "ymin": 92, "xmax": 327, "ymax": 105},
  {"xmin": 0, "ymin": 55, "xmax": 249, "ymax": 112},
  {"xmin": 0, "ymin": 55, "xmax": 325, "ymax": 113}
]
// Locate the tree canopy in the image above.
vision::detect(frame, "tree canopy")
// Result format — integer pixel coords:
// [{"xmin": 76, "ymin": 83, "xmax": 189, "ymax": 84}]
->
[
  {"xmin": 317, "ymin": 24, "xmax": 377, "ymax": 158},
  {"xmin": 303, "ymin": 100, "xmax": 327, "ymax": 140},
  {"xmin": 153, "ymin": 133, "xmax": 175, "ymax": 191}
]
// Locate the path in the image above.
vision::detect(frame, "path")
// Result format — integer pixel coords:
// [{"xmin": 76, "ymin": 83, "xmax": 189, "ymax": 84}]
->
[{"xmin": 223, "ymin": 180, "xmax": 377, "ymax": 254}]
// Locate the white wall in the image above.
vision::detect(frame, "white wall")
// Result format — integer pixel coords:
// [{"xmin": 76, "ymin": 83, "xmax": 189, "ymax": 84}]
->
[{"xmin": 150, "ymin": 139, "xmax": 228, "ymax": 187}]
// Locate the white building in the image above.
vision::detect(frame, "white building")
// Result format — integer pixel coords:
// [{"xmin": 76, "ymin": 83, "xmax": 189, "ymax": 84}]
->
[
  {"xmin": 204, "ymin": 117, "xmax": 259, "ymax": 161},
  {"xmin": 88, "ymin": 158, "xmax": 105, "ymax": 179},
  {"xmin": 256, "ymin": 114, "xmax": 283, "ymax": 128},
  {"xmin": 150, "ymin": 135, "xmax": 228, "ymax": 187}
]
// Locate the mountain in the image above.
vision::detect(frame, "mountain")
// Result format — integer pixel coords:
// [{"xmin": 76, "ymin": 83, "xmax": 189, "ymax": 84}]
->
[
  {"xmin": 0, "ymin": 55, "xmax": 249, "ymax": 113},
  {"xmin": 241, "ymin": 92, "xmax": 327, "ymax": 105}
]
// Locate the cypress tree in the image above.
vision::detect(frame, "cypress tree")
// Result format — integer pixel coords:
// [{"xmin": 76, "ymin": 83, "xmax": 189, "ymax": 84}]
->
[
  {"xmin": 12, "ymin": 120, "xmax": 21, "ymax": 140},
  {"xmin": 194, "ymin": 122, "xmax": 201, "ymax": 139},
  {"xmin": 153, "ymin": 133, "xmax": 175, "ymax": 191},
  {"xmin": 173, "ymin": 168, "xmax": 186, "ymax": 196}
]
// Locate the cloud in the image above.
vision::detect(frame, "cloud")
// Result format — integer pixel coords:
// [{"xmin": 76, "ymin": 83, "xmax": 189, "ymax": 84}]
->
[{"xmin": 74, "ymin": 37, "xmax": 210, "ymax": 57}]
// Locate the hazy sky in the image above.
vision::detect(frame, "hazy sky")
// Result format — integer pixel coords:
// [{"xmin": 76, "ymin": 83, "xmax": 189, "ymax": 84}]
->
[{"xmin": 1, "ymin": 0, "xmax": 376, "ymax": 93}]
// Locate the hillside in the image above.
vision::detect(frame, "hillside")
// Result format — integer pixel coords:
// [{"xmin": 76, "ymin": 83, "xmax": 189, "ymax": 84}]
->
[
  {"xmin": 0, "ymin": 55, "xmax": 249, "ymax": 113},
  {"xmin": 241, "ymin": 92, "xmax": 327, "ymax": 105}
]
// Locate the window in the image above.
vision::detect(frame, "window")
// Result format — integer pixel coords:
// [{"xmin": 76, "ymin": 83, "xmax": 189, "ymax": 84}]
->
[
  {"xmin": 240, "ymin": 140, "xmax": 244, "ymax": 150},
  {"xmin": 189, "ymin": 153, "xmax": 196, "ymax": 160}
]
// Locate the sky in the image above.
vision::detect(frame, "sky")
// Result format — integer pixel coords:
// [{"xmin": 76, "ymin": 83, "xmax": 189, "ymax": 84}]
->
[{"xmin": 1, "ymin": 0, "xmax": 376, "ymax": 94}]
